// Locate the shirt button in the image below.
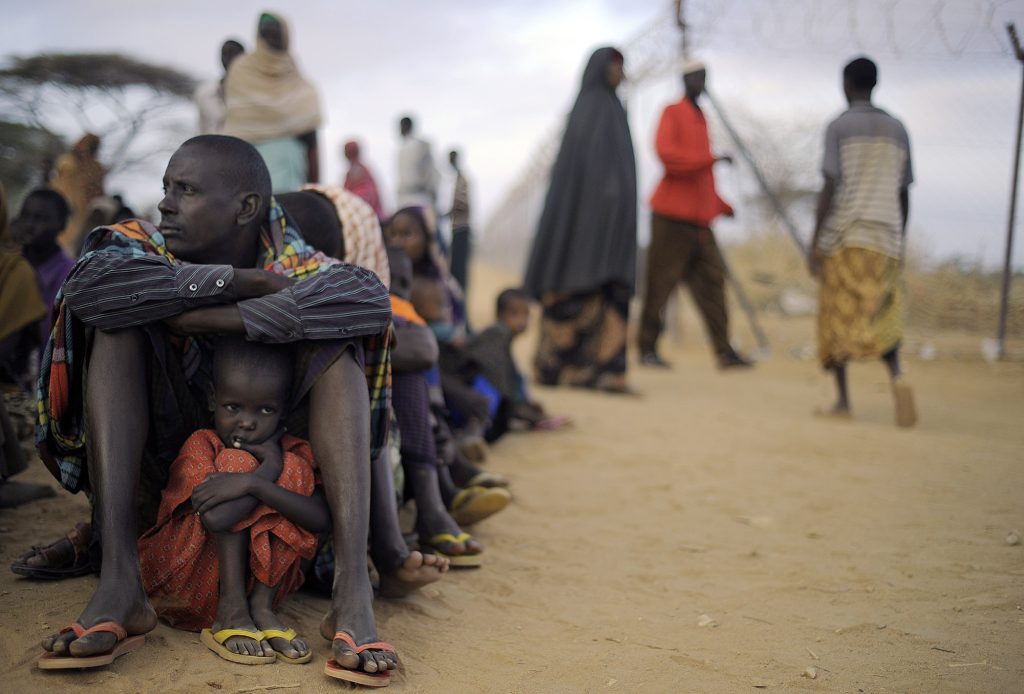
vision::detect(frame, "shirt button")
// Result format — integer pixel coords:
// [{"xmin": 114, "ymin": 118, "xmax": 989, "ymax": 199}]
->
[
  {"xmin": 188, "ymin": 283, "xmax": 199, "ymax": 292},
  {"xmin": 215, "ymin": 279, "xmax": 225, "ymax": 288},
  {"xmin": 129, "ymin": 293, "xmax": 140, "ymax": 302}
]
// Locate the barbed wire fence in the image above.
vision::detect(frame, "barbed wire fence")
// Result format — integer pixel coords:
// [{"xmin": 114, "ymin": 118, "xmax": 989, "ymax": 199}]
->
[{"xmin": 481, "ymin": 0, "xmax": 1024, "ymax": 360}]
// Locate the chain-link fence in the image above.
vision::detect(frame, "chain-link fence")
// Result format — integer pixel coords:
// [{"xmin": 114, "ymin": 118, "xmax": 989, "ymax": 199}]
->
[{"xmin": 481, "ymin": 0, "xmax": 1024, "ymax": 360}]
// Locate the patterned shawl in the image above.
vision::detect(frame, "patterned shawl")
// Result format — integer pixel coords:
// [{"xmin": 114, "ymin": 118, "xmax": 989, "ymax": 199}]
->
[{"xmin": 36, "ymin": 198, "xmax": 391, "ymax": 493}]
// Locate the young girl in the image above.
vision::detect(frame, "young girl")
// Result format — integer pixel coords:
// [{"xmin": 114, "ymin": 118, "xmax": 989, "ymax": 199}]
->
[{"xmin": 138, "ymin": 337, "xmax": 329, "ymax": 665}]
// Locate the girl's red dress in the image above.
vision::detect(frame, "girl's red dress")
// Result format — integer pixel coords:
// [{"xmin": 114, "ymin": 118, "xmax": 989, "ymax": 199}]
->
[{"xmin": 138, "ymin": 430, "xmax": 318, "ymax": 631}]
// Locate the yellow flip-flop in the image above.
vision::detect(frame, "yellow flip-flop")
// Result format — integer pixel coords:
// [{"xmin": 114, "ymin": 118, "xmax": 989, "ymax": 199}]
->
[
  {"xmin": 200, "ymin": 628, "xmax": 276, "ymax": 665},
  {"xmin": 422, "ymin": 531, "xmax": 483, "ymax": 568},
  {"xmin": 263, "ymin": 627, "xmax": 313, "ymax": 664},
  {"xmin": 449, "ymin": 486, "xmax": 512, "ymax": 526}
]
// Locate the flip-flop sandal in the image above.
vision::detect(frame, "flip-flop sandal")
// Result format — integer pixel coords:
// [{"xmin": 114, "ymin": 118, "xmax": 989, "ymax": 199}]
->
[
  {"xmin": 11, "ymin": 522, "xmax": 93, "ymax": 580},
  {"xmin": 892, "ymin": 379, "xmax": 917, "ymax": 428},
  {"xmin": 466, "ymin": 471, "xmax": 510, "ymax": 489},
  {"xmin": 324, "ymin": 631, "xmax": 396, "ymax": 687},
  {"xmin": 38, "ymin": 621, "xmax": 145, "ymax": 670},
  {"xmin": 421, "ymin": 532, "xmax": 483, "ymax": 568},
  {"xmin": 449, "ymin": 486, "xmax": 512, "ymax": 527},
  {"xmin": 263, "ymin": 627, "xmax": 313, "ymax": 664},
  {"xmin": 200, "ymin": 628, "xmax": 276, "ymax": 665}
]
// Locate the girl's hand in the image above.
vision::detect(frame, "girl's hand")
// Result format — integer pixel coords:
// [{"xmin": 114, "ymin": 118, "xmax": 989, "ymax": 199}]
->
[{"xmin": 192, "ymin": 472, "xmax": 253, "ymax": 514}]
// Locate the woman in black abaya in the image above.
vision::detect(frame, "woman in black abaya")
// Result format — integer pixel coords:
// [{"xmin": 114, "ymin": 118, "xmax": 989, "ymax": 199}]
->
[{"xmin": 523, "ymin": 47, "xmax": 637, "ymax": 393}]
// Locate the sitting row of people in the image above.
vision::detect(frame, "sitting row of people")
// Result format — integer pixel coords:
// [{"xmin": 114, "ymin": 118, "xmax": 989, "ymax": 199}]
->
[{"xmin": 1, "ymin": 136, "xmax": 564, "ymax": 688}]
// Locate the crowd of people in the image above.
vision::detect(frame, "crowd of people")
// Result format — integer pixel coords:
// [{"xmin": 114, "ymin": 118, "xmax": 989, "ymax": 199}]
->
[{"xmin": 0, "ymin": 10, "xmax": 916, "ymax": 688}]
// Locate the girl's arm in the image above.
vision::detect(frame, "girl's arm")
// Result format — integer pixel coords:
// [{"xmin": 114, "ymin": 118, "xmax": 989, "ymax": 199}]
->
[
  {"xmin": 192, "ymin": 439, "xmax": 284, "ymax": 532},
  {"xmin": 248, "ymin": 481, "xmax": 331, "ymax": 533}
]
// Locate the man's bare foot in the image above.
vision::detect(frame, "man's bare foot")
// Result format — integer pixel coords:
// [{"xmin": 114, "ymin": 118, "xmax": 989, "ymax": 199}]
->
[
  {"xmin": 249, "ymin": 582, "xmax": 308, "ymax": 659},
  {"xmin": 41, "ymin": 573, "xmax": 157, "ymax": 657},
  {"xmin": 814, "ymin": 404, "xmax": 852, "ymax": 419},
  {"xmin": 378, "ymin": 550, "xmax": 449, "ymax": 598},
  {"xmin": 319, "ymin": 597, "xmax": 398, "ymax": 674}
]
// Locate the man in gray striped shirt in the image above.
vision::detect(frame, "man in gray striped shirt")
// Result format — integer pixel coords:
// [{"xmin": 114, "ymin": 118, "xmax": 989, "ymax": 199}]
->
[
  {"xmin": 39, "ymin": 136, "xmax": 399, "ymax": 677},
  {"xmin": 809, "ymin": 57, "xmax": 916, "ymax": 428}
]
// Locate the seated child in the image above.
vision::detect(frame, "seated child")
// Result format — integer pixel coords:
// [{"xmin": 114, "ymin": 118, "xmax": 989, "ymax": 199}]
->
[
  {"xmin": 10, "ymin": 188, "xmax": 76, "ymax": 345},
  {"xmin": 466, "ymin": 288, "xmax": 570, "ymax": 431},
  {"xmin": 138, "ymin": 336, "xmax": 329, "ymax": 665}
]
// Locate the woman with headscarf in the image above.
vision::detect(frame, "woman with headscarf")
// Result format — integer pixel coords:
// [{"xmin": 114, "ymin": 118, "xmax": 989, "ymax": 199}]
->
[
  {"xmin": 522, "ymin": 47, "xmax": 637, "ymax": 394},
  {"xmin": 51, "ymin": 133, "xmax": 105, "ymax": 255},
  {"xmin": 223, "ymin": 12, "xmax": 323, "ymax": 194},
  {"xmin": 342, "ymin": 140, "xmax": 385, "ymax": 220}
]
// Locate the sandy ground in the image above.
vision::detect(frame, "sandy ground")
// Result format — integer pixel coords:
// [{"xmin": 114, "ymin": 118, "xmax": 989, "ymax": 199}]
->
[{"xmin": 1, "ymin": 265, "xmax": 1022, "ymax": 693}]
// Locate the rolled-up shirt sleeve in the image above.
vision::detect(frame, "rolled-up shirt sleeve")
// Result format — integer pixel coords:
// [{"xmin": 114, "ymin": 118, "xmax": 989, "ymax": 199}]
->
[
  {"xmin": 63, "ymin": 254, "xmax": 234, "ymax": 330},
  {"xmin": 237, "ymin": 263, "xmax": 392, "ymax": 343}
]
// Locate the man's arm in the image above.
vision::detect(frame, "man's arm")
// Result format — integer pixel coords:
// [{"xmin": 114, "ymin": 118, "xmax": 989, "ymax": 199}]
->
[
  {"xmin": 63, "ymin": 253, "xmax": 296, "ymax": 332},
  {"xmin": 235, "ymin": 262, "xmax": 391, "ymax": 343},
  {"xmin": 655, "ymin": 106, "xmax": 716, "ymax": 176},
  {"xmin": 808, "ymin": 176, "xmax": 837, "ymax": 277}
]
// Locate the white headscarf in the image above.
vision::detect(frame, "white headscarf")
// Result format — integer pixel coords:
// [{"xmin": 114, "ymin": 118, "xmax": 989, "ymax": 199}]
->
[{"xmin": 222, "ymin": 13, "xmax": 323, "ymax": 142}]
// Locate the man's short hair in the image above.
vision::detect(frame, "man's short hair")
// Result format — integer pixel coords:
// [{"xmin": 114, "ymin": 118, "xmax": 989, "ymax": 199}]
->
[
  {"xmin": 496, "ymin": 287, "xmax": 530, "ymax": 316},
  {"xmin": 179, "ymin": 135, "xmax": 272, "ymax": 217},
  {"xmin": 24, "ymin": 187, "xmax": 71, "ymax": 227},
  {"xmin": 843, "ymin": 56, "xmax": 877, "ymax": 91},
  {"xmin": 222, "ymin": 38, "xmax": 244, "ymax": 52},
  {"xmin": 399, "ymin": 116, "xmax": 413, "ymax": 131}
]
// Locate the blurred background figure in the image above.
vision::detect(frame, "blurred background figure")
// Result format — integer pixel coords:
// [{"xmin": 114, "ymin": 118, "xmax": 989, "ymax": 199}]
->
[
  {"xmin": 637, "ymin": 59, "xmax": 752, "ymax": 371},
  {"xmin": 396, "ymin": 115, "xmax": 440, "ymax": 210},
  {"xmin": 51, "ymin": 134, "xmax": 105, "ymax": 255},
  {"xmin": 194, "ymin": 38, "xmax": 245, "ymax": 135},
  {"xmin": 223, "ymin": 12, "xmax": 323, "ymax": 193},
  {"xmin": 522, "ymin": 47, "xmax": 637, "ymax": 394},
  {"xmin": 446, "ymin": 148, "xmax": 472, "ymax": 294},
  {"xmin": 342, "ymin": 139, "xmax": 384, "ymax": 219}
]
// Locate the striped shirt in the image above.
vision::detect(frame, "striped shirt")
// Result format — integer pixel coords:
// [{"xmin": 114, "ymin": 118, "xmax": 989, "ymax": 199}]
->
[
  {"xmin": 820, "ymin": 100, "xmax": 913, "ymax": 259},
  {"xmin": 63, "ymin": 247, "xmax": 391, "ymax": 344}
]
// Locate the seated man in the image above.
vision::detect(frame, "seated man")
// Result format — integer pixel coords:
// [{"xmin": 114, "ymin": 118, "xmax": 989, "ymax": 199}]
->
[{"xmin": 36, "ymin": 135, "xmax": 397, "ymax": 683}]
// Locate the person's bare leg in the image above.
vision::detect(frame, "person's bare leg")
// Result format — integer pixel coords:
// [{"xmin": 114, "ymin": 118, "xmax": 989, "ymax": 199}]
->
[
  {"xmin": 42, "ymin": 328, "xmax": 157, "ymax": 657},
  {"xmin": 312, "ymin": 354, "xmax": 397, "ymax": 675},
  {"xmin": 407, "ymin": 463, "xmax": 482, "ymax": 557},
  {"xmin": 824, "ymin": 364, "xmax": 851, "ymax": 414},
  {"xmin": 369, "ymin": 450, "xmax": 448, "ymax": 598},
  {"xmin": 882, "ymin": 347, "xmax": 902, "ymax": 380},
  {"xmin": 210, "ymin": 530, "xmax": 270, "ymax": 657}
]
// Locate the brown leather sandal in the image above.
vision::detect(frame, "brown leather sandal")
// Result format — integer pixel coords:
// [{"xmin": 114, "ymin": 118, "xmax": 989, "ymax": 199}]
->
[{"xmin": 10, "ymin": 521, "xmax": 94, "ymax": 580}]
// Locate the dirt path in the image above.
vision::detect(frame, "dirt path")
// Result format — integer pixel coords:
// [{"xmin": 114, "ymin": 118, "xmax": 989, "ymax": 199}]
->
[{"xmin": 1, "ymin": 268, "xmax": 1022, "ymax": 692}]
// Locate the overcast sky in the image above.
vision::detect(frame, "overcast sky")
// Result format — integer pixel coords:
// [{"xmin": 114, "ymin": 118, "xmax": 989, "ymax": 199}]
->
[{"xmin": 3, "ymin": 0, "xmax": 1022, "ymax": 269}]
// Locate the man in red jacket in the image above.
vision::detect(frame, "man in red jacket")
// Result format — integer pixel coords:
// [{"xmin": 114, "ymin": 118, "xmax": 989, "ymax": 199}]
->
[{"xmin": 638, "ymin": 60, "xmax": 752, "ymax": 370}]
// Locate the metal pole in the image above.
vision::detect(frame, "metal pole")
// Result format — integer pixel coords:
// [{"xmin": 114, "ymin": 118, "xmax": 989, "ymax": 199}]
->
[
  {"xmin": 997, "ymin": 23, "xmax": 1024, "ymax": 360},
  {"xmin": 704, "ymin": 88, "xmax": 809, "ymax": 255}
]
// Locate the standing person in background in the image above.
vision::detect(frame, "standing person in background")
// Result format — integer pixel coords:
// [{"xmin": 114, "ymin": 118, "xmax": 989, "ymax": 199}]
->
[
  {"xmin": 342, "ymin": 140, "xmax": 384, "ymax": 219},
  {"xmin": 194, "ymin": 39, "xmax": 245, "ymax": 135},
  {"xmin": 522, "ymin": 46, "xmax": 637, "ymax": 394},
  {"xmin": 51, "ymin": 134, "xmax": 105, "ymax": 256},
  {"xmin": 223, "ymin": 12, "xmax": 323, "ymax": 193},
  {"xmin": 637, "ymin": 60, "xmax": 752, "ymax": 371},
  {"xmin": 446, "ymin": 149, "xmax": 472, "ymax": 293},
  {"xmin": 395, "ymin": 116, "xmax": 439, "ymax": 210},
  {"xmin": 809, "ymin": 56, "xmax": 916, "ymax": 428}
]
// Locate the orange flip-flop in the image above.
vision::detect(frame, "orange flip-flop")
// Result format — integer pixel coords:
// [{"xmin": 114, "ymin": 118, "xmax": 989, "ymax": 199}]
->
[
  {"xmin": 38, "ymin": 621, "xmax": 145, "ymax": 670},
  {"xmin": 324, "ymin": 631, "xmax": 396, "ymax": 687}
]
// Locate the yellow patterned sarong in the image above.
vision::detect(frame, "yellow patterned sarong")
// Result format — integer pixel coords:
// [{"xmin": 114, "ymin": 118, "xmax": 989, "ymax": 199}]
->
[{"xmin": 817, "ymin": 247, "xmax": 902, "ymax": 369}]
